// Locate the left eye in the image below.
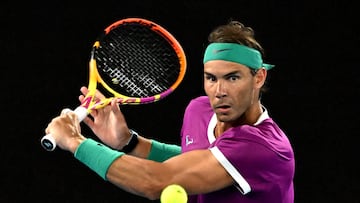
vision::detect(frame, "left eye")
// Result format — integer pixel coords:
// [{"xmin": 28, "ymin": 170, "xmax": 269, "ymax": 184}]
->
[{"xmin": 229, "ymin": 76, "xmax": 239, "ymax": 81}]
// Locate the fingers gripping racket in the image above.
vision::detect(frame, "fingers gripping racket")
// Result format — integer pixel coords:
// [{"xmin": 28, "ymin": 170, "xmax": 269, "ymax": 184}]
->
[{"xmin": 41, "ymin": 18, "xmax": 187, "ymax": 151}]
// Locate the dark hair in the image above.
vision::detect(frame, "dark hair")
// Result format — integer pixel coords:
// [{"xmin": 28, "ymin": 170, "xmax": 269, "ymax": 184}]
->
[{"xmin": 207, "ymin": 20, "xmax": 269, "ymax": 97}]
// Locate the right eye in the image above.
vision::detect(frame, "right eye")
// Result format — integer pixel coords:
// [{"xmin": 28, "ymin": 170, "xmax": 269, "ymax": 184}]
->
[{"xmin": 205, "ymin": 74, "xmax": 216, "ymax": 82}]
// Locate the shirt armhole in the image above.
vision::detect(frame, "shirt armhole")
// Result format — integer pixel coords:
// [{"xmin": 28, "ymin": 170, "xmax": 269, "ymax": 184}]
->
[{"xmin": 210, "ymin": 146, "xmax": 251, "ymax": 194}]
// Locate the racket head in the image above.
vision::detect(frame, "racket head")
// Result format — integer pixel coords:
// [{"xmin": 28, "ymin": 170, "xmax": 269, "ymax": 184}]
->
[{"xmin": 91, "ymin": 18, "xmax": 187, "ymax": 105}]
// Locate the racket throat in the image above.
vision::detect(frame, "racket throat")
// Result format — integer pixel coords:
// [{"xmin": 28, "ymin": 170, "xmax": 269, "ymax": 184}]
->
[{"xmin": 81, "ymin": 96, "xmax": 114, "ymax": 111}]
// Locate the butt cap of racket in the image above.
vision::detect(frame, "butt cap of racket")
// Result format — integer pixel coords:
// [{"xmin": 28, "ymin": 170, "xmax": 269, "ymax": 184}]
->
[{"xmin": 41, "ymin": 134, "xmax": 56, "ymax": 151}]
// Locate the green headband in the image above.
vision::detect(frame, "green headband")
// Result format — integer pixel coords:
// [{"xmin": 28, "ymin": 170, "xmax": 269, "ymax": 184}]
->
[{"xmin": 203, "ymin": 43, "xmax": 275, "ymax": 70}]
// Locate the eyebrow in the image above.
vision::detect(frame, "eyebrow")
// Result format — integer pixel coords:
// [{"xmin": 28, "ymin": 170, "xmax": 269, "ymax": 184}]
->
[{"xmin": 204, "ymin": 70, "xmax": 240, "ymax": 77}]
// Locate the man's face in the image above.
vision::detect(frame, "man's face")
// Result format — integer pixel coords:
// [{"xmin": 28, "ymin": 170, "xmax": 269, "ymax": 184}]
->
[{"xmin": 204, "ymin": 60, "xmax": 262, "ymax": 123}]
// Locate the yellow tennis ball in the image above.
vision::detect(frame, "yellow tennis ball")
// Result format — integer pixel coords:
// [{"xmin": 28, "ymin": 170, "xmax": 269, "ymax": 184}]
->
[{"xmin": 160, "ymin": 184, "xmax": 188, "ymax": 203}]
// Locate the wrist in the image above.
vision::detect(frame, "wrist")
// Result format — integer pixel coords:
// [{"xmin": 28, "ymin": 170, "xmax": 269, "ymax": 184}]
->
[
  {"xmin": 70, "ymin": 136, "xmax": 87, "ymax": 154},
  {"xmin": 74, "ymin": 138, "xmax": 124, "ymax": 180},
  {"xmin": 121, "ymin": 129, "xmax": 139, "ymax": 153}
]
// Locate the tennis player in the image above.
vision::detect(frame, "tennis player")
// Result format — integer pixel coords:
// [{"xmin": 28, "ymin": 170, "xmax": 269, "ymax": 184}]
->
[{"xmin": 46, "ymin": 20, "xmax": 295, "ymax": 203}]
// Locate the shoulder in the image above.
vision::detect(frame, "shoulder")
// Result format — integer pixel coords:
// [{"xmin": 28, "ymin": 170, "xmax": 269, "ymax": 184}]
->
[
  {"xmin": 183, "ymin": 96, "xmax": 213, "ymax": 120},
  {"xmin": 189, "ymin": 95, "xmax": 210, "ymax": 104},
  {"xmin": 186, "ymin": 96, "xmax": 210, "ymax": 110}
]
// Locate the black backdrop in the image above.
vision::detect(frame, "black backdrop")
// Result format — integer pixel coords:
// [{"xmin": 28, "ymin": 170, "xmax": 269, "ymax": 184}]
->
[{"xmin": 2, "ymin": 0, "xmax": 359, "ymax": 202}]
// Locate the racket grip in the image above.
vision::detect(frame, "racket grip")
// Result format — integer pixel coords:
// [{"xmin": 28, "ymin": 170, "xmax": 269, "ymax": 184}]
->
[{"xmin": 40, "ymin": 106, "xmax": 88, "ymax": 151}]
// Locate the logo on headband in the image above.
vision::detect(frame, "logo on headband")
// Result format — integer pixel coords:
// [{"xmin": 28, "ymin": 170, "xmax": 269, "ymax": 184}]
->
[{"xmin": 213, "ymin": 48, "xmax": 232, "ymax": 54}]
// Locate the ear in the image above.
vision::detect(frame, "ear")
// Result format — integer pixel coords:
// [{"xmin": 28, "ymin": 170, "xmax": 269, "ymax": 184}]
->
[{"xmin": 254, "ymin": 68, "xmax": 267, "ymax": 88}]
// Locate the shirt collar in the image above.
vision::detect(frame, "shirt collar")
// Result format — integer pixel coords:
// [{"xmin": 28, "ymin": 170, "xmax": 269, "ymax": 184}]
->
[{"xmin": 253, "ymin": 105, "xmax": 269, "ymax": 126}]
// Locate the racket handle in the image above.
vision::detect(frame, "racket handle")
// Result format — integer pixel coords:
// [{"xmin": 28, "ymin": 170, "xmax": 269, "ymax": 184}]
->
[{"xmin": 40, "ymin": 106, "xmax": 88, "ymax": 151}]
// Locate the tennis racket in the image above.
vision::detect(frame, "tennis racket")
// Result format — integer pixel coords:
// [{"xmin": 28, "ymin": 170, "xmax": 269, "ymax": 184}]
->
[{"xmin": 41, "ymin": 18, "xmax": 187, "ymax": 151}]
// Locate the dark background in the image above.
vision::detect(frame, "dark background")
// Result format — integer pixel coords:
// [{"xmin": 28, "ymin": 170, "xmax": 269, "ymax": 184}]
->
[{"xmin": 2, "ymin": 0, "xmax": 359, "ymax": 202}]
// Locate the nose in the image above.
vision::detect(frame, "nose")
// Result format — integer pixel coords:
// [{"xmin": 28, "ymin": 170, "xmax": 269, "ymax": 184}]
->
[{"xmin": 215, "ymin": 81, "xmax": 227, "ymax": 98}]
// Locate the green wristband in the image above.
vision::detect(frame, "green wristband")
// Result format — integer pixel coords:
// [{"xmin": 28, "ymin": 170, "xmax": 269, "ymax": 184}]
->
[
  {"xmin": 74, "ymin": 139, "xmax": 124, "ymax": 180},
  {"xmin": 147, "ymin": 140, "xmax": 181, "ymax": 162}
]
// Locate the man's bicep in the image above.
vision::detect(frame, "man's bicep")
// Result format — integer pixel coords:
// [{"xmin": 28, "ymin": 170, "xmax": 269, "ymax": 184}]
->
[{"xmin": 164, "ymin": 149, "xmax": 233, "ymax": 194}]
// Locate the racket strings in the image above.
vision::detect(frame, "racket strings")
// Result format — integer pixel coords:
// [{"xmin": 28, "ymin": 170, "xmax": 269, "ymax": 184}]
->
[{"xmin": 95, "ymin": 23, "xmax": 181, "ymax": 98}]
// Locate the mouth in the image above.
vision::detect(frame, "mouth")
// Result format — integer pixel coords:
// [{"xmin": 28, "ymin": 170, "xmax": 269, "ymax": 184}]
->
[{"xmin": 214, "ymin": 104, "xmax": 231, "ymax": 113}]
